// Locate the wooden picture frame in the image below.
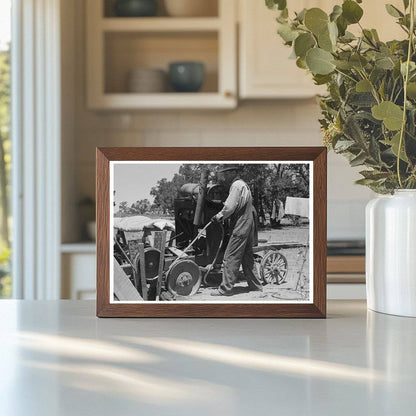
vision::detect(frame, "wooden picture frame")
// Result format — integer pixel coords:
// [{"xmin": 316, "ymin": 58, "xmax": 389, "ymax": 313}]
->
[{"xmin": 97, "ymin": 147, "xmax": 327, "ymax": 318}]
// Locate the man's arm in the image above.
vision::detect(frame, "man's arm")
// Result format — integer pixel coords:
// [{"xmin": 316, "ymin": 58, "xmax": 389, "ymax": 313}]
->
[{"xmin": 213, "ymin": 182, "xmax": 241, "ymax": 221}]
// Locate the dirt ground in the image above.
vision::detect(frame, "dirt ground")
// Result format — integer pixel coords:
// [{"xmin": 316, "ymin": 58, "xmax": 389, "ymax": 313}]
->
[{"xmin": 177, "ymin": 225, "xmax": 310, "ymax": 302}]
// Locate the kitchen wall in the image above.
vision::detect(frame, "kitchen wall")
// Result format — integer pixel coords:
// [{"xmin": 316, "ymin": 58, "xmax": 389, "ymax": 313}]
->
[{"xmin": 61, "ymin": 0, "xmax": 374, "ymax": 243}]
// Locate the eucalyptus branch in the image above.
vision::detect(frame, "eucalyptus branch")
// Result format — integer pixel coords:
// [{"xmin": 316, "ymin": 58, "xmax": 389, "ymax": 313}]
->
[
  {"xmin": 358, "ymin": 69, "xmax": 381, "ymax": 104},
  {"xmin": 397, "ymin": 0, "xmax": 415, "ymax": 188},
  {"xmin": 334, "ymin": 68, "xmax": 358, "ymax": 83}
]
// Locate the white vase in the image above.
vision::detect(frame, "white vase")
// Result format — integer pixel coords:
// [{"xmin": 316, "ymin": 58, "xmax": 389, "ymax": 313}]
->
[{"xmin": 366, "ymin": 190, "xmax": 416, "ymax": 317}]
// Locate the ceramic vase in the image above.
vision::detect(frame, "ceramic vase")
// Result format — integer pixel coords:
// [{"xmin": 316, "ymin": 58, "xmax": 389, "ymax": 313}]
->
[{"xmin": 366, "ymin": 190, "xmax": 416, "ymax": 317}]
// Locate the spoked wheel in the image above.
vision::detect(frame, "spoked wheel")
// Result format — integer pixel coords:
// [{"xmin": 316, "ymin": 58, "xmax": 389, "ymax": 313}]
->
[
  {"xmin": 166, "ymin": 259, "xmax": 202, "ymax": 297},
  {"xmin": 260, "ymin": 250, "xmax": 288, "ymax": 285}
]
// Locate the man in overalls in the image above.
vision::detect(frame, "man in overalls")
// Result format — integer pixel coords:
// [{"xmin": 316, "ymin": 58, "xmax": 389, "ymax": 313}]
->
[{"xmin": 211, "ymin": 165, "xmax": 263, "ymax": 296}]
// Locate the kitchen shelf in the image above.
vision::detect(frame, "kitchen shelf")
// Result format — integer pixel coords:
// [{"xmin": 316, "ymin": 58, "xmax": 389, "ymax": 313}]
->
[
  {"xmin": 92, "ymin": 92, "xmax": 235, "ymax": 110},
  {"xmin": 86, "ymin": 0, "xmax": 236, "ymax": 110},
  {"xmin": 101, "ymin": 17, "xmax": 221, "ymax": 32}
]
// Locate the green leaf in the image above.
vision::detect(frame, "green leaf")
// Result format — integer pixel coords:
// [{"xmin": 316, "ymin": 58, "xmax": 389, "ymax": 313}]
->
[
  {"xmin": 382, "ymin": 132, "xmax": 409, "ymax": 162},
  {"xmin": 407, "ymin": 82, "xmax": 416, "ymax": 99},
  {"xmin": 313, "ymin": 74, "xmax": 332, "ymax": 85},
  {"xmin": 294, "ymin": 33, "xmax": 315, "ymax": 57},
  {"xmin": 318, "ymin": 32, "xmax": 333, "ymax": 52},
  {"xmin": 350, "ymin": 152, "xmax": 368, "ymax": 167},
  {"xmin": 356, "ymin": 79, "xmax": 372, "ymax": 92},
  {"xmin": 375, "ymin": 56, "xmax": 395, "ymax": 70},
  {"xmin": 403, "ymin": 0, "xmax": 410, "ymax": 9},
  {"xmin": 296, "ymin": 57, "xmax": 307, "ymax": 69},
  {"xmin": 355, "ymin": 178, "xmax": 377, "ymax": 185},
  {"xmin": 318, "ymin": 22, "xmax": 338, "ymax": 52},
  {"xmin": 385, "ymin": 4, "xmax": 403, "ymax": 18},
  {"xmin": 372, "ymin": 101, "xmax": 404, "ymax": 130},
  {"xmin": 401, "ymin": 61, "xmax": 416, "ymax": 76},
  {"xmin": 362, "ymin": 29, "xmax": 375, "ymax": 44},
  {"xmin": 371, "ymin": 29, "xmax": 380, "ymax": 42},
  {"xmin": 333, "ymin": 59, "xmax": 353, "ymax": 70},
  {"xmin": 336, "ymin": 15, "xmax": 348, "ymax": 36},
  {"xmin": 369, "ymin": 136, "xmax": 381, "ymax": 162},
  {"xmin": 359, "ymin": 170, "xmax": 391, "ymax": 180},
  {"xmin": 334, "ymin": 139, "xmax": 355, "ymax": 152},
  {"xmin": 342, "ymin": 0, "xmax": 363, "ymax": 24},
  {"xmin": 340, "ymin": 31, "xmax": 356, "ymax": 42},
  {"xmin": 277, "ymin": 23, "xmax": 299, "ymax": 42},
  {"xmin": 295, "ymin": 8, "xmax": 307, "ymax": 22},
  {"xmin": 306, "ymin": 48, "xmax": 335, "ymax": 75},
  {"xmin": 304, "ymin": 8, "xmax": 329, "ymax": 35},
  {"xmin": 330, "ymin": 5, "xmax": 343, "ymax": 22},
  {"xmin": 349, "ymin": 92, "xmax": 377, "ymax": 107},
  {"xmin": 266, "ymin": 0, "xmax": 287, "ymax": 11},
  {"xmin": 350, "ymin": 53, "xmax": 368, "ymax": 69}
]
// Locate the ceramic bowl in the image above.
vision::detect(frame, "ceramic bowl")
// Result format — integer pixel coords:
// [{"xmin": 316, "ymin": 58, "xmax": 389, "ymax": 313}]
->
[
  {"xmin": 164, "ymin": 0, "xmax": 217, "ymax": 17},
  {"xmin": 168, "ymin": 62, "xmax": 205, "ymax": 93},
  {"xmin": 114, "ymin": 0, "xmax": 158, "ymax": 17},
  {"xmin": 127, "ymin": 68, "xmax": 167, "ymax": 93}
]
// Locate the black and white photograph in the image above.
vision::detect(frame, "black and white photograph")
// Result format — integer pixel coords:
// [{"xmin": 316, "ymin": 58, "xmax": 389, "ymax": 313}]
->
[{"xmin": 110, "ymin": 161, "xmax": 313, "ymax": 303}]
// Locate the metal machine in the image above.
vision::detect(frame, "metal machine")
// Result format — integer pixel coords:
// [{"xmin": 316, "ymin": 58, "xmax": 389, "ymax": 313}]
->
[{"xmin": 114, "ymin": 177, "xmax": 308, "ymax": 300}]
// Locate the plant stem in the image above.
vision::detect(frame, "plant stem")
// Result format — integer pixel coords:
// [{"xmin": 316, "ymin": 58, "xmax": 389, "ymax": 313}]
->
[
  {"xmin": 397, "ymin": 0, "xmax": 415, "ymax": 188},
  {"xmin": 334, "ymin": 68, "xmax": 357, "ymax": 83}
]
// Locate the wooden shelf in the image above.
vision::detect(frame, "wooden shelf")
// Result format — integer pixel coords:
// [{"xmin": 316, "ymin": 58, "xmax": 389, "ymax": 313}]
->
[
  {"xmin": 89, "ymin": 92, "xmax": 235, "ymax": 110},
  {"xmin": 101, "ymin": 17, "xmax": 221, "ymax": 32}
]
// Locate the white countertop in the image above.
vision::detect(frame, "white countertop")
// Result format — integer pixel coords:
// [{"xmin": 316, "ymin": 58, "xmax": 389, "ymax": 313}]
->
[{"xmin": 0, "ymin": 300, "xmax": 415, "ymax": 415}]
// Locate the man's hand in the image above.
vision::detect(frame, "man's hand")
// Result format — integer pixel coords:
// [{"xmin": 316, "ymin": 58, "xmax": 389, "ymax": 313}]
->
[{"xmin": 211, "ymin": 213, "xmax": 223, "ymax": 223}]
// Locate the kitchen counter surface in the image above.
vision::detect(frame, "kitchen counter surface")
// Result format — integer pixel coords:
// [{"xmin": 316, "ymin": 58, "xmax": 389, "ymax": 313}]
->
[{"xmin": 0, "ymin": 300, "xmax": 415, "ymax": 415}]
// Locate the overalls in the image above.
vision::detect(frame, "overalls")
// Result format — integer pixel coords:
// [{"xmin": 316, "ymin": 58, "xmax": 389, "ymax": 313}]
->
[{"xmin": 219, "ymin": 181, "xmax": 263, "ymax": 294}]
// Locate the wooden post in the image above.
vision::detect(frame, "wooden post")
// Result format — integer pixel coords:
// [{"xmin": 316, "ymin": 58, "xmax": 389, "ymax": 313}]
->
[
  {"xmin": 193, "ymin": 168, "xmax": 208, "ymax": 230},
  {"xmin": 138, "ymin": 243, "xmax": 148, "ymax": 301},
  {"xmin": 154, "ymin": 230, "xmax": 167, "ymax": 301}
]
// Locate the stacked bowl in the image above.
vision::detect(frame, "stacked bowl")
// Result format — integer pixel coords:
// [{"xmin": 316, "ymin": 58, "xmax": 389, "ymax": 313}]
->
[{"xmin": 127, "ymin": 68, "xmax": 167, "ymax": 93}]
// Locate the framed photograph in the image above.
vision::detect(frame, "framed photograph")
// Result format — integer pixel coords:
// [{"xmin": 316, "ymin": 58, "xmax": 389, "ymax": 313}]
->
[{"xmin": 96, "ymin": 147, "xmax": 326, "ymax": 318}]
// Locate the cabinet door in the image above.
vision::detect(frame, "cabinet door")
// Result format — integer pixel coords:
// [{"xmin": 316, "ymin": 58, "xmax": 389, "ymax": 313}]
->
[
  {"xmin": 239, "ymin": 0, "xmax": 403, "ymax": 99},
  {"xmin": 239, "ymin": 0, "xmax": 321, "ymax": 99}
]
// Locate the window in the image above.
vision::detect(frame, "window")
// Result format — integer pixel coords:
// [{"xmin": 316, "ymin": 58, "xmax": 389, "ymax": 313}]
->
[{"xmin": 0, "ymin": 0, "xmax": 11, "ymax": 298}]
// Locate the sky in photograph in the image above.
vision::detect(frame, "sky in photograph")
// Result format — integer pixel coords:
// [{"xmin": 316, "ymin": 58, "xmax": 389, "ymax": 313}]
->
[
  {"xmin": 114, "ymin": 163, "xmax": 182, "ymax": 208},
  {"xmin": 0, "ymin": 0, "xmax": 11, "ymax": 50}
]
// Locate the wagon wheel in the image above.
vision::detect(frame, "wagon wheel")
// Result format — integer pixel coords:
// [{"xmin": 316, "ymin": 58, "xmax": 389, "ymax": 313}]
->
[{"xmin": 260, "ymin": 250, "xmax": 288, "ymax": 285}]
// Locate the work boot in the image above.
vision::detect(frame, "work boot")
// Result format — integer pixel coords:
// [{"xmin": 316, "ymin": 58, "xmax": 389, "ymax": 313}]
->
[{"xmin": 210, "ymin": 288, "xmax": 233, "ymax": 297}]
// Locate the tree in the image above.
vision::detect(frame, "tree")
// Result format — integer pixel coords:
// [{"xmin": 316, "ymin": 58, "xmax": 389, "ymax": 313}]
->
[
  {"xmin": 150, "ymin": 177, "xmax": 182, "ymax": 214},
  {"xmin": 130, "ymin": 199, "xmax": 151, "ymax": 215},
  {"xmin": 118, "ymin": 201, "xmax": 129, "ymax": 215}
]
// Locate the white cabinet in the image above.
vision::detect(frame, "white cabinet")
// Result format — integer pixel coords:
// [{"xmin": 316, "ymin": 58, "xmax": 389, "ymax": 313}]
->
[
  {"xmin": 61, "ymin": 244, "xmax": 96, "ymax": 300},
  {"xmin": 238, "ymin": 0, "xmax": 404, "ymax": 99},
  {"xmin": 86, "ymin": 0, "xmax": 237, "ymax": 109},
  {"xmin": 239, "ymin": 0, "xmax": 322, "ymax": 99}
]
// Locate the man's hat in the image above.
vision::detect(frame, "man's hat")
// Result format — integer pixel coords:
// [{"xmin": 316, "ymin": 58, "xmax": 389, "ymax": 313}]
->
[{"xmin": 217, "ymin": 164, "xmax": 242, "ymax": 173}]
